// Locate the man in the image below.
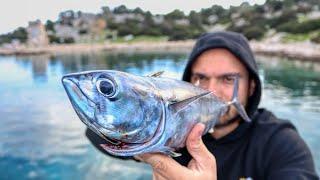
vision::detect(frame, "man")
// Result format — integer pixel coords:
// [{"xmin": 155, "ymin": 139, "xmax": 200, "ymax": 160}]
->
[
  {"xmin": 136, "ymin": 31, "xmax": 318, "ymax": 179},
  {"xmin": 86, "ymin": 31, "xmax": 318, "ymax": 179}
]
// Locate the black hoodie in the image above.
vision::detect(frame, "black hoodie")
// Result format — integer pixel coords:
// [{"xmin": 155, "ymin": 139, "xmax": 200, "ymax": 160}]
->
[
  {"xmin": 182, "ymin": 31, "xmax": 261, "ymax": 118},
  {"xmin": 174, "ymin": 31, "xmax": 318, "ymax": 179}
]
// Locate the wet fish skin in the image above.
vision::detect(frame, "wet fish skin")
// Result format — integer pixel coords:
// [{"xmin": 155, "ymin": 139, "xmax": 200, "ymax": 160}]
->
[
  {"xmin": 62, "ymin": 70, "xmax": 243, "ymax": 157},
  {"xmin": 62, "ymin": 71, "xmax": 163, "ymax": 145}
]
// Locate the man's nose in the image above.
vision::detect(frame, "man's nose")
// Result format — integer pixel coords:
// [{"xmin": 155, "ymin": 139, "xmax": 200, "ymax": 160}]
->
[{"xmin": 207, "ymin": 79, "xmax": 221, "ymax": 97}]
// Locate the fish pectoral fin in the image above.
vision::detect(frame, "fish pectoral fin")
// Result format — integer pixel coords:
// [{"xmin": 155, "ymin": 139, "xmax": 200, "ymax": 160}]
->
[
  {"xmin": 162, "ymin": 147, "xmax": 182, "ymax": 157},
  {"xmin": 147, "ymin": 71, "xmax": 164, "ymax": 77},
  {"xmin": 208, "ymin": 128, "xmax": 214, "ymax": 133},
  {"xmin": 167, "ymin": 151, "xmax": 182, "ymax": 157},
  {"xmin": 169, "ymin": 91, "xmax": 211, "ymax": 112}
]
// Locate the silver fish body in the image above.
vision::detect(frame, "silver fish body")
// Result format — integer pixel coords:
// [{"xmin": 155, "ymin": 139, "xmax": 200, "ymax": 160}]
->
[{"xmin": 62, "ymin": 70, "xmax": 245, "ymax": 157}]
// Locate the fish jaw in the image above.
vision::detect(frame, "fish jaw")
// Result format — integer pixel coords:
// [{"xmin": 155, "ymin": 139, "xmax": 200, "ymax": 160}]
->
[
  {"xmin": 62, "ymin": 76, "xmax": 96, "ymax": 128},
  {"xmin": 99, "ymin": 101, "xmax": 167, "ymax": 156}
]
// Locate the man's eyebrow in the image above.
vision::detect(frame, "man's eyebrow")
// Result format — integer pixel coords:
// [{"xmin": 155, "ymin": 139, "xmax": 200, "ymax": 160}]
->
[
  {"xmin": 192, "ymin": 72, "xmax": 241, "ymax": 78},
  {"xmin": 192, "ymin": 72, "xmax": 209, "ymax": 78},
  {"xmin": 217, "ymin": 72, "xmax": 241, "ymax": 78}
]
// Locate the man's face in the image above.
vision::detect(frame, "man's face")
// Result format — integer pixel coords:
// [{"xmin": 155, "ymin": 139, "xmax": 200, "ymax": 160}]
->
[{"xmin": 190, "ymin": 48, "xmax": 254, "ymax": 124}]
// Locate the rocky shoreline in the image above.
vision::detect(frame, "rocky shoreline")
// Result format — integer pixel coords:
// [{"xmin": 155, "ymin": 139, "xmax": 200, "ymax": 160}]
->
[
  {"xmin": 0, "ymin": 41, "xmax": 320, "ymax": 62},
  {"xmin": 0, "ymin": 41, "xmax": 194, "ymax": 55},
  {"xmin": 250, "ymin": 42, "xmax": 320, "ymax": 62}
]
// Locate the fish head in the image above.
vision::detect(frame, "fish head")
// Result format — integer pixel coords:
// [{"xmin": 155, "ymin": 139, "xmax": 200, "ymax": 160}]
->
[{"xmin": 62, "ymin": 70, "xmax": 163, "ymax": 145}]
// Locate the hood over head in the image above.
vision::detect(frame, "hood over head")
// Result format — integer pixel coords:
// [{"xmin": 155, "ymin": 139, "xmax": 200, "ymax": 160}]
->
[{"xmin": 182, "ymin": 31, "xmax": 261, "ymax": 118}]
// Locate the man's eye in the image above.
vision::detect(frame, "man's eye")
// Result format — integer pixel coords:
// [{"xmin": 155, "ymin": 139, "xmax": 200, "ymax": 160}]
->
[
  {"xmin": 223, "ymin": 76, "xmax": 235, "ymax": 84},
  {"xmin": 191, "ymin": 74, "xmax": 206, "ymax": 82},
  {"xmin": 198, "ymin": 75, "xmax": 206, "ymax": 80}
]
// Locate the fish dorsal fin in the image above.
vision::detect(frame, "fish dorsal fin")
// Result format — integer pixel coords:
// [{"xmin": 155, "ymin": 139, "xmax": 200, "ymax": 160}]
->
[
  {"xmin": 147, "ymin": 71, "xmax": 164, "ymax": 77},
  {"xmin": 169, "ymin": 91, "xmax": 211, "ymax": 112}
]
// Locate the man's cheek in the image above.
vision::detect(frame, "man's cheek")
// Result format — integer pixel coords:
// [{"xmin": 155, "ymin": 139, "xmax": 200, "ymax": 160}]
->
[
  {"xmin": 223, "ymin": 91, "xmax": 234, "ymax": 102},
  {"xmin": 229, "ymin": 107, "xmax": 238, "ymax": 116},
  {"xmin": 223, "ymin": 106, "xmax": 237, "ymax": 120}
]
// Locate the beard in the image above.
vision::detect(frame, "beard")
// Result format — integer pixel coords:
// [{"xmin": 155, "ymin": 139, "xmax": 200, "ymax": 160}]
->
[{"xmin": 214, "ymin": 114, "xmax": 241, "ymax": 129}]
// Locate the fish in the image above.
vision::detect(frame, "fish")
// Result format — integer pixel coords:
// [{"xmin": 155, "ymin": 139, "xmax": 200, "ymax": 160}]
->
[{"xmin": 61, "ymin": 70, "xmax": 250, "ymax": 157}]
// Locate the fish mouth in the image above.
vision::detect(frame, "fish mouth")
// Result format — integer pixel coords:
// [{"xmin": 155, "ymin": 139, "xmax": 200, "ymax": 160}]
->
[
  {"xmin": 62, "ymin": 76, "xmax": 98, "ymax": 129},
  {"xmin": 99, "ymin": 102, "xmax": 166, "ymax": 156},
  {"xmin": 62, "ymin": 76, "xmax": 96, "ymax": 108}
]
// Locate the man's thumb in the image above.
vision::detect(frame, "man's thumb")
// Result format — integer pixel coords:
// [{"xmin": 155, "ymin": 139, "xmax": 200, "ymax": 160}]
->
[{"xmin": 186, "ymin": 123, "xmax": 216, "ymax": 168}]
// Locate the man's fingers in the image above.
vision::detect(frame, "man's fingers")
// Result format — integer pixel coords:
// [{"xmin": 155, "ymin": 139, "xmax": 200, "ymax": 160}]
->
[
  {"xmin": 133, "ymin": 155, "xmax": 143, "ymax": 162},
  {"xmin": 186, "ymin": 123, "xmax": 216, "ymax": 169},
  {"xmin": 152, "ymin": 171, "xmax": 167, "ymax": 180},
  {"xmin": 138, "ymin": 153, "xmax": 188, "ymax": 179}
]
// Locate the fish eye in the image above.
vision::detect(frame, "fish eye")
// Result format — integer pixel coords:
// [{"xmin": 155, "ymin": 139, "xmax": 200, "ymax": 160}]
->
[{"xmin": 96, "ymin": 78, "xmax": 117, "ymax": 98}]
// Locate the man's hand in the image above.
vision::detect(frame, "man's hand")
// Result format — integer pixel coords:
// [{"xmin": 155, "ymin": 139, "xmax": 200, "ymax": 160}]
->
[{"xmin": 136, "ymin": 123, "xmax": 217, "ymax": 180}]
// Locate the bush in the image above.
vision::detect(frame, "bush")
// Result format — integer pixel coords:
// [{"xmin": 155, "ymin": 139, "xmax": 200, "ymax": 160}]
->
[
  {"xmin": 48, "ymin": 35, "xmax": 60, "ymax": 43},
  {"xmin": 277, "ymin": 19, "xmax": 320, "ymax": 34},
  {"xmin": 282, "ymin": 33, "xmax": 310, "ymax": 43},
  {"xmin": 116, "ymin": 19, "xmax": 143, "ymax": 36},
  {"xmin": 243, "ymin": 26, "xmax": 266, "ymax": 40},
  {"xmin": 117, "ymin": 24, "xmax": 140, "ymax": 36},
  {"xmin": 268, "ymin": 9, "xmax": 297, "ymax": 29},
  {"xmin": 142, "ymin": 27, "xmax": 162, "ymax": 36},
  {"xmin": 62, "ymin": 37, "xmax": 75, "ymax": 44},
  {"xmin": 276, "ymin": 20, "xmax": 298, "ymax": 32},
  {"xmin": 311, "ymin": 32, "xmax": 320, "ymax": 44},
  {"xmin": 165, "ymin": 24, "xmax": 203, "ymax": 41},
  {"xmin": 299, "ymin": 19, "xmax": 320, "ymax": 33}
]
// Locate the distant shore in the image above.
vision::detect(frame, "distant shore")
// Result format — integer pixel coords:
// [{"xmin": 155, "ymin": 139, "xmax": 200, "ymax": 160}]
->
[
  {"xmin": 1, "ymin": 41, "xmax": 320, "ymax": 62},
  {"xmin": 0, "ymin": 41, "xmax": 194, "ymax": 55}
]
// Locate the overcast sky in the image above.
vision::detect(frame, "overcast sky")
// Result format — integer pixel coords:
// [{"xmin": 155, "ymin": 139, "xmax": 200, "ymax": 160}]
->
[{"xmin": 0, "ymin": 0, "xmax": 265, "ymax": 34}]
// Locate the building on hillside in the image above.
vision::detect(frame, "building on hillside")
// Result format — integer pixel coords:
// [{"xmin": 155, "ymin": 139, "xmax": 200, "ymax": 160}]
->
[
  {"xmin": 174, "ymin": 19, "xmax": 190, "ymax": 26},
  {"xmin": 152, "ymin": 15, "xmax": 164, "ymax": 24},
  {"xmin": 54, "ymin": 24, "xmax": 79, "ymax": 43},
  {"xmin": 54, "ymin": 13, "xmax": 107, "ymax": 43},
  {"xmin": 26, "ymin": 20, "xmax": 49, "ymax": 47},
  {"xmin": 113, "ymin": 13, "xmax": 144, "ymax": 23}
]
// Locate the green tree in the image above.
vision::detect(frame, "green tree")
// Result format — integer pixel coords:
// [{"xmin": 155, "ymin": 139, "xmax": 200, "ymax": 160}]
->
[
  {"xmin": 188, "ymin": 11, "xmax": 202, "ymax": 27},
  {"xmin": 58, "ymin": 10, "xmax": 76, "ymax": 26},
  {"xmin": 101, "ymin": 6, "xmax": 112, "ymax": 16},
  {"xmin": 113, "ymin": 5, "xmax": 130, "ymax": 14},
  {"xmin": 133, "ymin": 7, "xmax": 144, "ymax": 15},
  {"xmin": 0, "ymin": 27, "xmax": 27, "ymax": 44},
  {"xmin": 165, "ymin": 9, "xmax": 185, "ymax": 20},
  {"xmin": 45, "ymin": 20, "xmax": 55, "ymax": 32}
]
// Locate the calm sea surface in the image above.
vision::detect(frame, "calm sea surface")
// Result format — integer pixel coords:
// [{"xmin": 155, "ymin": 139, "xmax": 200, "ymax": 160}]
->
[{"xmin": 0, "ymin": 52, "xmax": 319, "ymax": 179}]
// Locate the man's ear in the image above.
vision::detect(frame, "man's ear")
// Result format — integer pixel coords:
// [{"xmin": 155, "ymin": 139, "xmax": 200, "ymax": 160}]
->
[{"xmin": 249, "ymin": 79, "xmax": 256, "ymax": 97}]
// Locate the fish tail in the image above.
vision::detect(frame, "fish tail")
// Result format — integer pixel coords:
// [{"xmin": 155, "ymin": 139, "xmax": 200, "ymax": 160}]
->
[{"xmin": 227, "ymin": 75, "xmax": 251, "ymax": 122}]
